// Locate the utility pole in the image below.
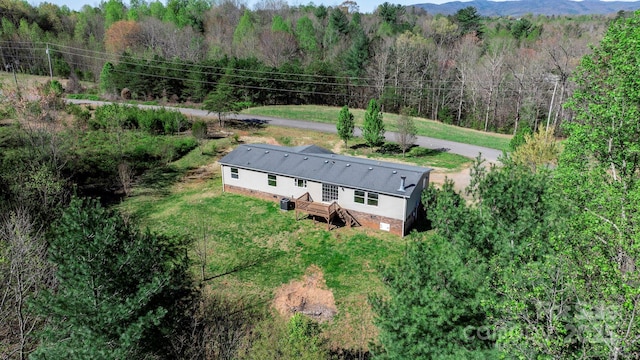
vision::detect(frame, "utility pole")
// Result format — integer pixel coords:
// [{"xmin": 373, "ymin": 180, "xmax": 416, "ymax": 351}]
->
[
  {"xmin": 547, "ymin": 78, "xmax": 558, "ymax": 130},
  {"xmin": 11, "ymin": 61, "xmax": 21, "ymax": 100},
  {"xmin": 46, "ymin": 43, "xmax": 53, "ymax": 81}
]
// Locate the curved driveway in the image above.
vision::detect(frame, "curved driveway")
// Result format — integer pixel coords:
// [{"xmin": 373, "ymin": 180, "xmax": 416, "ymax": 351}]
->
[{"xmin": 67, "ymin": 99, "xmax": 503, "ymax": 163}]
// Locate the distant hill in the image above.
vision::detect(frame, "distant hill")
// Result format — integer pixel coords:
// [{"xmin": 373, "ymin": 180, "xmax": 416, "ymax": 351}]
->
[{"xmin": 412, "ymin": 0, "xmax": 640, "ymax": 16}]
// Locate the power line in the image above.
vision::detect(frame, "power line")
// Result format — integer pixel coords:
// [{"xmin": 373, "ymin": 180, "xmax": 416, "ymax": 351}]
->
[{"xmin": 0, "ymin": 40, "xmax": 561, "ymax": 99}]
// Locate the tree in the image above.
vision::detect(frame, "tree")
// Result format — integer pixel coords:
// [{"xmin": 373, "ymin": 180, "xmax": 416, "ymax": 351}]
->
[
  {"xmin": 551, "ymin": 11, "xmax": 640, "ymax": 358},
  {"xmin": 203, "ymin": 76, "xmax": 240, "ymax": 128},
  {"xmin": 372, "ymin": 178, "xmax": 498, "ymax": 359},
  {"xmin": 453, "ymin": 6, "xmax": 483, "ymax": 38},
  {"xmin": 104, "ymin": 20, "xmax": 141, "ymax": 54},
  {"xmin": 395, "ymin": 113, "xmax": 416, "ymax": 157},
  {"xmin": 99, "ymin": 61, "xmax": 116, "ymax": 95},
  {"xmin": 362, "ymin": 99, "xmax": 385, "ymax": 148},
  {"xmin": 336, "ymin": 105, "xmax": 354, "ymax": 147},
  {"xmin": 510, "ymin": 126, "xmax": 560, "ymax": 172},
  {"xmin": 0, "ymin": 208, "xmax": 53, "ymax": 360},
  {"xmin": 191, "ymin": 119, "xmax": 208, "ymax": 154},
  {"xmin": 233, "ymin": 10, "xmax": 257, "ymax": 57},
  {"xmin": 295, "ymin": 16, "xmax": 319, "ymax": 58},
  {"xmin": 31, "ymin": 197, "xmax": 194, "ymax": 359},
  {"xmin": 103, "ymin": 0, "xmax": 125, "ymax": 29}
]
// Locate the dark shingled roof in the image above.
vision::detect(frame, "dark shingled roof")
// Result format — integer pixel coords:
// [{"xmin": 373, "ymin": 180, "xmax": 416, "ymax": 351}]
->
[{"xmin": 219, "ymin": 144, "xmax": 431, "ymax": 198}]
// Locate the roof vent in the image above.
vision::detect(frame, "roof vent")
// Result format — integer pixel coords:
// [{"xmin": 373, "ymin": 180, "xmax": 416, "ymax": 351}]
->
[
  {"xmin": 346, "ymin": 164, "xmax": 350, "ymax": 167},
  {"xmin": 247, "ymin": 148, "xmax": 251, "ymax": 151},
  {"xmin": 392, "ymin": 170, "xmax": 397, "ymax": 174},
  {"xmin": 324, "ymin": 160, "xmax": 329, "ymax": 163},
  {"xmin": 284, "ymin": 154, "xmax": 289, "ymax": 157},
  {"xmin": 304, "ymin": 157, "xmax": 308, "ymax": 160},
  {"xmin": 368, "ymin": 167, "xmax": 373, "ymax": 170},
  {"xmin": 398, "ymin": 176, "xmax": 407, "ymax": 192},
  {"xmin": 265, "ymin": 150, "xmax": 269, "ymax": 153}
]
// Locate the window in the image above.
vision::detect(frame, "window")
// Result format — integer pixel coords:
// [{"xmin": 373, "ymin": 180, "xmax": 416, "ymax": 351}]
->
[
  {"xmin": 230, "ymin": 167, "xmax": 239, "ymax": 179},
  {"xmin": 295, "ymin": 178, "xmax": 307, "ymax": 188},
  {"xmin": 322, "ymin": 183, "xmax": 338, "ymax": 202},
  {"xmin": 367, "ymin": 192, "xmax": 379, "ymax": 206},
  {"xmin": 268, "ymin": 174, "xmax": 277, "ymax": 186},
  {"xmin": 355, "ymin": 190, "xmax": 378, "ymax": 206}
]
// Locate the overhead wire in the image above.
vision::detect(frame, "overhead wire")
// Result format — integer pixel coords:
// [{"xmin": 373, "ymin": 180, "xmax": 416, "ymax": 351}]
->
[{"xmin": 0, "ymin": 40, "xmax": 560, "ymax": 98}]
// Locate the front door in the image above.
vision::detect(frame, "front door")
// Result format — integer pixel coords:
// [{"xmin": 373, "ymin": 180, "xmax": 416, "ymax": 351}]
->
[{"xmin": 322, "ymin": 183, "xmax": 338, "ymax": 203}]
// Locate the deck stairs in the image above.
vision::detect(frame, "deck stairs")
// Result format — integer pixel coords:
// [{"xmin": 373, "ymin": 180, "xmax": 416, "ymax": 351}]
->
[{"xmin": 294, "ymin": 192, "xmax": 359, "ymax": 230}]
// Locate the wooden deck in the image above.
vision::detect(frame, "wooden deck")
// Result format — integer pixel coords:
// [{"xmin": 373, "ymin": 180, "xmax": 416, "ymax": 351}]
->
[{"xmin": 294, "ymin": 193, "xmax": 359, "ymax": 230}]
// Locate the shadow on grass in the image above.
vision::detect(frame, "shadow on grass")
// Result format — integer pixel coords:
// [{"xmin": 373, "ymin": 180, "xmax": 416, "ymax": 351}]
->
[
  {"xmin": 350, "ymin": 143, "xmax": 451, "ymax": 158},
  {"xmin": 203, "ymin": 252, "xmax": 281, "ymax": 283},
  {"xmin": 137, "ymin": 165, "xmax": 185, "ymax": 195},
  {"xmin": 330, "ymin": 348, "xmax": 371, "ymax": 360},
  {"xmin": 349, "ymin": 143, "xmax": 371, "ymax": 151},
  {"xmin": 226, "ymin": 118, "xmax": 268, "ymax": 130},
  {"xmin": 377, "ymin": 143, "xmax": 450, "ymax": 157}
]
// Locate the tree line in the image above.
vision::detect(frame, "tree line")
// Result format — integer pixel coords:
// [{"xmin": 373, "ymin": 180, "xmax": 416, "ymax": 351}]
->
[
  {"xmin": 372, "ymin": 10, "xmax": 640, "ymax": 358},
  {"xmin": 0, "ymin": 0, "xmax": 624, "ymax": 133}
]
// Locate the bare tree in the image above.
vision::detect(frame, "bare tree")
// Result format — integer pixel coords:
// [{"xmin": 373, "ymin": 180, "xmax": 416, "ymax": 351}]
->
[
  {"xmin": 203, "ymin": 0, "xmax": 245, "ymax": 56},
  {"xmin": 117, "ymin": 162, "xmax": 134, "ymax": 197},
  {"xmin": 258, "ymin": 29, "xmax": 298, "ymax": 68},
  {"xmin": 474, "ymin": 38, "xmax": 509, "ymax": 132},
  {"xmin": 395, "ymin": 113, "xmax": 417, "ymax": 157},
  {"xmin": 0, "ymin": 209, "xmax": 54, "ymax": 360},
  {"xmin": 366, "ymin": 37, "xmax": 394, "ymax": 102},
  {"xmin": 453, "ymin": 34, "xmax": 481, "ymax": 126}
]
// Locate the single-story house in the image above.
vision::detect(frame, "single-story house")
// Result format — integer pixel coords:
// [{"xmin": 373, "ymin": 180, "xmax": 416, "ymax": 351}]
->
[{"xmin": 218, "ymin": 143, "xmax": 431, "ymax": 236}]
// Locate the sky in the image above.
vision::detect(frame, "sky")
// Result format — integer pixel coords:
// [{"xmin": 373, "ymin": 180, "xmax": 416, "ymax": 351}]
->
[{"xmin": 31, "ymin": 0, "xmax": 640, "ymax": 15}]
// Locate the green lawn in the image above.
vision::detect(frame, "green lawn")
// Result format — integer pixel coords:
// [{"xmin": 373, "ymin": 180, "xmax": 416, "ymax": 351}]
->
[
  {"xmin": 242, "ymin": 105, "xmax": 512, "ymax": 151},
  {"xmin": 117, "ymin": 138, "xmax": 421, "ymax": 350}
]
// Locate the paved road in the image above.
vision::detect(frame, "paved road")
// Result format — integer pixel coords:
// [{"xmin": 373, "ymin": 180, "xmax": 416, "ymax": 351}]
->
[{"xmin": 67, "ymin": 99, "xmax": 503, "ymax": 163}]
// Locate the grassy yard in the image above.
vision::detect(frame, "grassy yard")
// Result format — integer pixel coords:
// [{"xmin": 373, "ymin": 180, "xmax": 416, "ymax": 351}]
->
[
  {"xmin": 115, "ymin": 121, "xmax": 464, "ymax": 352},
  {"xmin": 242, "ymin": 105, "xmax": 513, "ymax": 151},
  {"xmin": 233, "ymin": 123, "xmax": 472, "ymax": 171},
  {"xmin": 117, "ymin": 135, "xmax": 420, "ymax": 352}
]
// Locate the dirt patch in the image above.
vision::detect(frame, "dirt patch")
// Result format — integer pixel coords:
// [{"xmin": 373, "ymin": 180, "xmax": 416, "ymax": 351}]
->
[
  {"xmin": 429, "ymin": 165, "xmax": 472, "ymax": 194},
  {"xmin": 239, "ymin": 135, "xmax": 280, "ymax": 145},
  {"xmin": 184, "ymin": 163, "xmax": 218, "ymax": 183},
  {"xmin": 273, "ymin": 265, "xmax": 338, "ymax": 322}
]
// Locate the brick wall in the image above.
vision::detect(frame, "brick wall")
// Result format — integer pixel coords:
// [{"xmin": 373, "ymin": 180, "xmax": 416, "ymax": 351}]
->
[
  {"xmin": 224, "ymin": 184, "xmax": 283, "ymax": 202},
  {"xmin": 346, "ymin": 208, "xmax": 405, "ymax": 236}
]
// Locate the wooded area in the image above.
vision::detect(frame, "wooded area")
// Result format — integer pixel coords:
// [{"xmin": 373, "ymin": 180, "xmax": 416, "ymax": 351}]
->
[
  {"xmin": 0, "ymin": 0, "xmax": 616, "ymax": 133},
  {"xmin": 2, "ymin": 0, "xmax": 640, "ymax": 359}
]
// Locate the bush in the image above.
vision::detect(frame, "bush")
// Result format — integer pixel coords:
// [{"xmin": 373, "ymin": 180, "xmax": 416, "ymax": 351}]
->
[
  {"xmin": 66, "ymin": 103, "xmax": 91, "ymax": 124},
  {"xmin": 191, "ymin": 120, "xmax": 208, "ymax": 140},
  {"xmin": 91, "ymin": 105, "xmax": 188, "ymax": 134},
  {"xmin": 509, "ymin": 126, "xmax": 533, "ymax": 151}
]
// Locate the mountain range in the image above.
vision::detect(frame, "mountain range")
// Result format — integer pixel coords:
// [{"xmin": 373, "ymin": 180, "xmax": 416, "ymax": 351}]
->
[{"xmin": 412, "ymin": 0, "xmax": 640, "ymax": 16}]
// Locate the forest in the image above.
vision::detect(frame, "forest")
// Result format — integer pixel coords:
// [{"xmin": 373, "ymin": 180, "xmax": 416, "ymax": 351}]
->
[
  {"xmin": 3, "ymin": 0, "xmax": 640, "ymax": 359},
  {"xmin": 0, "ymin": 0, "xmax": 618, "ymax": 133}
]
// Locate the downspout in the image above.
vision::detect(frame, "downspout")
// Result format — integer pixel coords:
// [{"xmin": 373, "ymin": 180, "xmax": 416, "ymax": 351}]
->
[
  {"xmin": 221, "ymin": 165, "xmax": 226, "ymax": 192},
  {"xmin": 402, "ymin": 196, "xmax": 407, "ymax": 237}
]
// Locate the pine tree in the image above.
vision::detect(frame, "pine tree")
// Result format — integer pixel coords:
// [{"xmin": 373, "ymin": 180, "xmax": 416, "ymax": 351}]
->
[
  {"xmin": 99, "ymin": 61, "xmax": 116, "ymax": 95},
  {"xmin": 31, "ymin": 197, "xmax": 194, "ymax": 359},
  {"xmin": 336, "ymin": 105, "xmax": 354, "ymax": 147},
  {"xmin": 361, "ymin": 99, "xmax": 385, "ymax": 148}
]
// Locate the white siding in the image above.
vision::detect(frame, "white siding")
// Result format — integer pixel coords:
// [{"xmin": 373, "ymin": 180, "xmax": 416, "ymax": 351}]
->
[
  {"xmin": 338, "ymin": 187, "xmax": 405, "ymax": 220},
  {"xmin": 222, "ymin": 165, "xmax": 311, "ymax": 199},
  {"xmin": 222, "ymin": 165, "xmax": 427, "ymax": 221}
]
